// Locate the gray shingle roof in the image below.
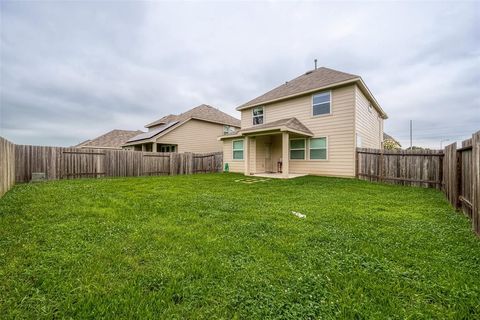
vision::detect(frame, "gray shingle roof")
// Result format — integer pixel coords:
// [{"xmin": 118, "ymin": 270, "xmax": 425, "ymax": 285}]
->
[
  {"xmin": 237, "ymin": 67, "xmax": 359, "ymax": 110},
  {"xmin": 240, "ymin": 117, "xmax": 313, "ymax": 136},
  {"xmin": 126, "ymin": 121, "xmax": 179, "ymax": 143},
  {"xmin": 383, "ymin": 133, "xmax": 401, "ymax": 147},
  {"xmin": 145, "ymin": 104, "xmax": 240, "ymax": 128},
  {"xmin": 75, "ymin": 130, "xmax": 144, "ymax": 149}
]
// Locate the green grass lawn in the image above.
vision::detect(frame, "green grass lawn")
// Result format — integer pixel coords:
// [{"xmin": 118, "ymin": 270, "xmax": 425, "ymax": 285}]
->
[{"xmin": 0, "ymin": 173, "xmax": 479, "ymax": 319}]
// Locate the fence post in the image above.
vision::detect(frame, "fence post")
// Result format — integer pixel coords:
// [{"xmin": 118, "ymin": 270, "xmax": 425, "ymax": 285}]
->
[
  {"xmin": 472, "ymin": 131, "xmax": 480, "ymax": 236},
  {"xmin": 379, "ymin": 148, "xmax": 384, "ymax": 183},
  {"xmin": 456, "ymin": 149, "xmax": 462, "ymax": 209},
  {"xmin": 439, "ymin": 152, "xmax": 444, "ymax": 191},
  {"xmin": 169, "ymin": 153, "xmax": 175, "ymax": 176},
  {"xmin": 355, "ymin": 148, "xmax": 359, "ymax": 178}
]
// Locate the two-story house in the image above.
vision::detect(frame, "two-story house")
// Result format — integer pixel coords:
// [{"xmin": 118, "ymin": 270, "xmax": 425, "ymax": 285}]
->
[
  {"xmin": 123, "ymin": 104, "xmax": 240, "ymax": 153},
  {"xmin": 220, "ymin": 67, "xmax": 388, "ymax": 178}
]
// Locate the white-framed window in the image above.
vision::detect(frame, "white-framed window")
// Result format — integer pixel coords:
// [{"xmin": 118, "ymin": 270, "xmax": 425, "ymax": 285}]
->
[
  {"xmin": 252, "ymin": 106, "xmax": 264, "ymax": 125},
  {"xmin": 309, "ymin": 137, "xmax": 328, "ymax": 160},
  {"xmin": 312, "ymin": 91, "xmax": 331, "ymax": 116},
  {"xmin": 232, "ymin": 139, "xmax": 244, "ymax": 160},
  {"xmin": 223, "ymin": 125, "xmax": 236, "ymax": 135},
  {"xmin": 290, "ymin": 138, "xmax": 305, "ymax": 160}
]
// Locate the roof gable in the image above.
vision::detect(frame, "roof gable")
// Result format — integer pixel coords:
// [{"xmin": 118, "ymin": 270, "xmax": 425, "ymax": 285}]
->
[
  {"xmin": 240, "ymin": 117, "xmax": 313, "ymax": 136},
  {"xmin": 127, "ymin": 121, "xmax": 179, "ymax": 143},
  {"xmin": 237, "ymin": 67, "xmax": 359, "ymax": 110},
  {"xmin": 145, "ymin": 104, "xmax": 240, "ymax": 128},
  {"xmin": 76, "ymin": 130, "xmax": 143, "ymax": 149}
]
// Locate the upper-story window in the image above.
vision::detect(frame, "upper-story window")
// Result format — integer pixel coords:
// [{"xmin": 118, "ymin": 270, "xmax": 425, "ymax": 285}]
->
[
  {"xmin": 252, "ymin": 106, "xmax": 264, "ymax": 125},
  {"xmin": 312, "ymin": 91, "xmax": 331, "ymax": 116}
]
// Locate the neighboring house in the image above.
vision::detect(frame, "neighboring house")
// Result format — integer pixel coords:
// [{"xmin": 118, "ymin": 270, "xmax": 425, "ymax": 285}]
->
[
  {"xmin": 123, "ymin": 104, "xmax": 240, "ymax": 153},
  {"xmin": 383, "ymin": 133, "xmax": 402, "ymax": 150},
  {"xmin": 220, "ymin": 67, "xmax": 388, "ymax": 178},
  {"xmin": 74, "ymin": 129, "xmax": 143, "ymax": 149}
]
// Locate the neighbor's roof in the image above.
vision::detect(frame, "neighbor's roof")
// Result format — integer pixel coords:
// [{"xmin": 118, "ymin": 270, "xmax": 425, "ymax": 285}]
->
[
  {"xmin": 236, "ymin": 67, "xmax": 387, "ymax": 119},
  {"xmin": 125, "ymin": 104, "xmax": 241, "ymax": 145},
  {"xmin": 126, "ymin": 121, "xmax": 179, "ymax": 143},
  {"xmin": 383, "ymin": 133, "xmax": 402, "ymax": 147},
  {"xmin": 73, "ymin": 139, "xmax": 92, "ymax": 148},
  {"xmin": 145, "ymin": 104, "xmax": 240, "ymax": 128},
  {"xmin": 74, "ymin": 129, "xmax": 144, "ymax": 149}
]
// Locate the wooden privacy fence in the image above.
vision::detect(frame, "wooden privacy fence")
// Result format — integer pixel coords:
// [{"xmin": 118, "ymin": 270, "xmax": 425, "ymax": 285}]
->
[
  {"xmin": 356, "ymin": 148, "xmax": 444, "ymax": 189},
  {"xmin": 14, "ymin": 145, "xmax": 223, "ymax": 183},
  {"xmin": 0, "ymin": 137, "xmax": 15, "ymax": 197},
  {"xmin": 357, "ymin": 130, "xmax": 480, "ymax": 236},
  {"xmin": 443, "ymin": 131, "xmax": 480, "ymax": 236}
]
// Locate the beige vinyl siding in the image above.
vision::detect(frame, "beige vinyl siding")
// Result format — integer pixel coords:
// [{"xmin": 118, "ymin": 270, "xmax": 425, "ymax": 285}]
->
[
  {"xmin": 254, "ymin": 136, "xmax": 267, "ymax": 173},
  {"xmin": 271, "ymin": 135, "xmax": 282, "ymax": 172},
  {"xmin": 355, "ymin": 85, "xmax": 383, "ymax": 149},
  {"xmin": 240, "ymin": 85, "xmax": 356, "ymax": 177},
  {"xmin": 223, "ymin": 138, "xmax": 244, "ymax": 173},
  {"xmin": 250, "ymin": 136, "xmax": 270, "ymax": 173},
  {"xmin": 156, "ymin": 119, "xmax": 224, "ymax": 153},
  {"xmin": 249, "ymin": 138, "xmax": 256, "ymax": 174}
]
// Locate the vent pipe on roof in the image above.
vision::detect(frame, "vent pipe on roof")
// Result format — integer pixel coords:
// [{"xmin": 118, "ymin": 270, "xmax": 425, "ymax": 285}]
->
[{"xmin": 314, "ymin": 59, "xmax": 317, "ymax": 70}]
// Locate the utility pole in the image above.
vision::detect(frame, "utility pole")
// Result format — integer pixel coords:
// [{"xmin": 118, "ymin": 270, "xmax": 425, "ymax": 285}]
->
[{"xmin": 409, "ymin": 120, "xmax": 413, "ymax": 150}]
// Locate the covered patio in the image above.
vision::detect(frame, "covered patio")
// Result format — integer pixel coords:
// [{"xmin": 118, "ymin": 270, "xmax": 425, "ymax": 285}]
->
[
  {"xmin": 240, "ymin": 118, "xmax": 313, "ymax": 178},
  {"xmin": 252, "ymin": 172, "xmax": 307, "ymax": 179}
]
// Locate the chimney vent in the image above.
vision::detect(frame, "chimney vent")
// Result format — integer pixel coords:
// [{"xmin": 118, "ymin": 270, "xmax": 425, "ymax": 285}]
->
[{"xmin": 314, "ymin": 59, "xmax": 318, "ymax": 70}]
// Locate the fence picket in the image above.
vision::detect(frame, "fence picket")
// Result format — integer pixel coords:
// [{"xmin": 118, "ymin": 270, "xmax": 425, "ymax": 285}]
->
[{"xmin": 10, "ymin": 145, "xmax": 222, "ymax": 183}]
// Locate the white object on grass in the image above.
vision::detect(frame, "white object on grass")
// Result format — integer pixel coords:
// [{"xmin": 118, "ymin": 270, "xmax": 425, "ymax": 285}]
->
[{"xmin": 291, "ymin": 211, "xmax": 306, "ymax": 219}]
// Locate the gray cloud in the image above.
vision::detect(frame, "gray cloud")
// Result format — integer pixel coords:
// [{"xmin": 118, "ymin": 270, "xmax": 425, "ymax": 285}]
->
[{"xmin": 1, "ymin": 1, "xmax": 479, "ymax": 148}]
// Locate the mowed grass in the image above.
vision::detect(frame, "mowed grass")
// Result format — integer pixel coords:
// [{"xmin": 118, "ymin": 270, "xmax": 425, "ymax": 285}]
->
[{"xmin": 0, "ymin": 174, "xmax": 479, "ymax": 319}]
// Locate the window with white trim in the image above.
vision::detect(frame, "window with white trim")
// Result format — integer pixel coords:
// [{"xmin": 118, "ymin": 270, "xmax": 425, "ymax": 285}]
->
[
  {"xmin": 310, "ymin": 137, "xmax": 327, "ymax": 160},
  {"xmin": 290, "ymin": 139, "xmax": 305, "ymax": 160},
  {"xmin": 232, "ymin": 140, "xmax": 244, "ymax": 160},
  {"xmin": 223, "ymin": 125, "xmax": 236, "ymax": 135},
  {"xmin": 252, "ymin": 107, "xmax": 264, "ymax": 125},
  {"xmin": 312, "ymin": 92, "xmax": 331, "ymax": 116}
]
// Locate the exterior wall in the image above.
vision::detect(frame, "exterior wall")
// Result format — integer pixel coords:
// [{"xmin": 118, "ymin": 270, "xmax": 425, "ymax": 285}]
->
[
  {"xmin": 354, "ymin": 85, "xmax": 383, "ymax": 148},
  {"xmin": 271, "ymin": 135, "xmax": 282, "ymax": 172},
  {"xmin": 253, "ymin": 134, "xmax": 282, "ymax": 173},
  {"xmin": 222, "ymin": 138, "xmax": 244, "ymax": 173},
  {"xmin": 156, "ymin": 119, "xmax": 227, "ymax": 153},
  {"xmin": 240, "ymin": 85, "xmax": 357, "ymax": 177},
  {"xmin": 222, "ymin": 134, "xmax": 284, "ymax": 174},
  {"xmin": 254, "ymin": 136, "xmax": 267, "ymax": 173},
  {"xmin": 249, "ymin": 137, "xmax": 256, "ymax": 173}
]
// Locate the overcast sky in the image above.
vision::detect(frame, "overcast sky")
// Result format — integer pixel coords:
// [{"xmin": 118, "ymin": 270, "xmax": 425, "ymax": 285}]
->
[{"xmin": 1, "ymin": 1, "xmax": 479, "ymax": 148}]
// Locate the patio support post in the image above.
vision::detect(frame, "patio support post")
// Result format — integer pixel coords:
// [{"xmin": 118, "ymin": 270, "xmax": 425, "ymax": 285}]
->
[
  {"xmin": 142, "ymin": 144, "xmax": 146, "ymax": 152},
  {"xmin": 244, "ymin": 136, "xmax": 250, "ymax": 175},
  {"xmin": 282, "ymin": 132, "xmax": 289, "ymax": 177},
  {"xmin": 152, "ymin": 143, "xmax": 156, "ymax": 152}
]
